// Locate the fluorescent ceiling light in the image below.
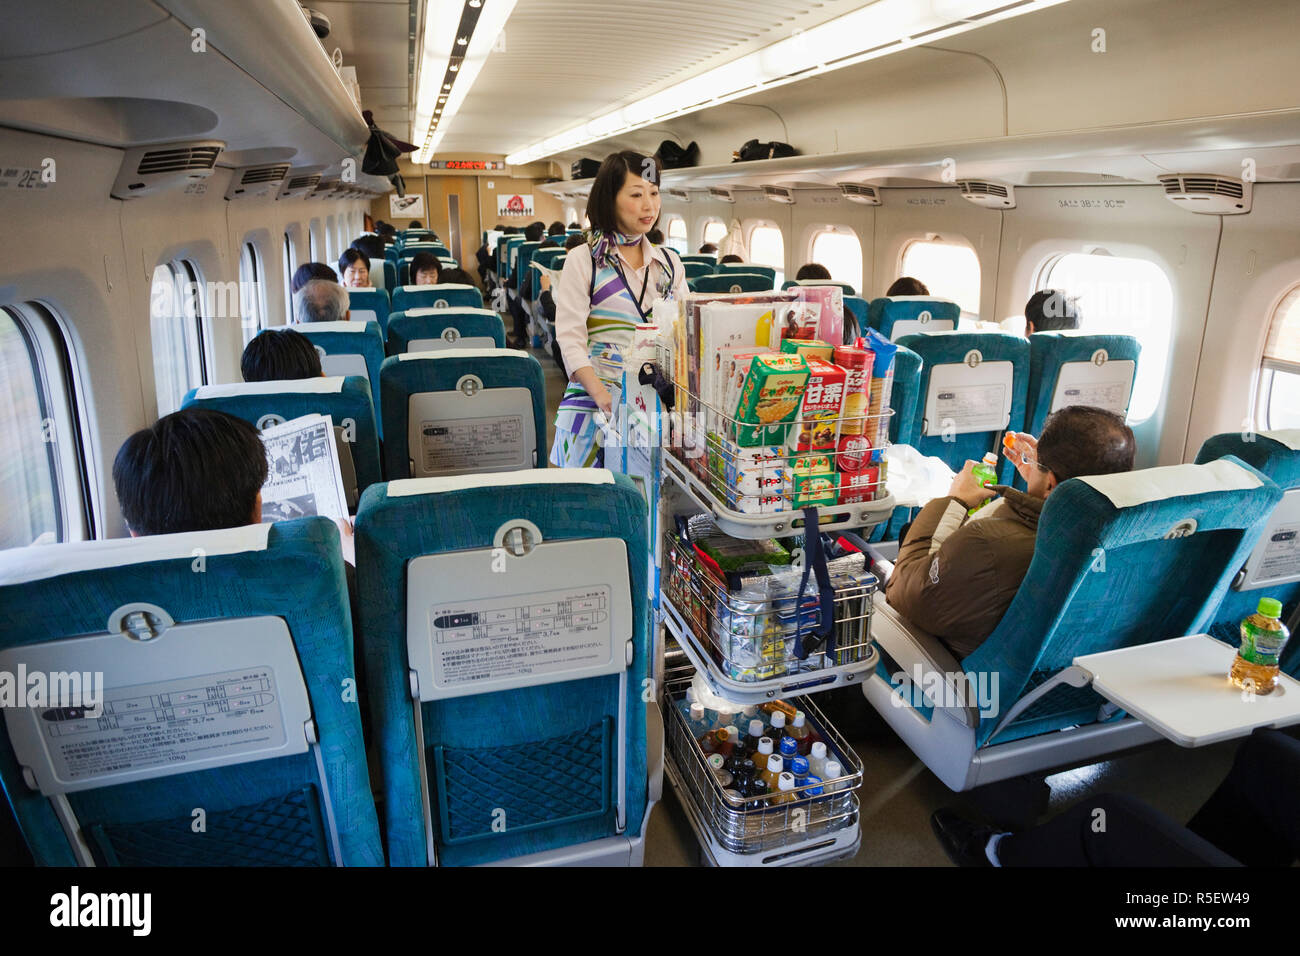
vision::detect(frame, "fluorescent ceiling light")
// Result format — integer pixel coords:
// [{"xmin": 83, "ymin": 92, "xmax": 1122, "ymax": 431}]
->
[
  {"xmin": 413, "ymin": 0, "xmax": 517, "ymax": 164},
  {"xmin": 506, "ymin": 0, "xmax": 1070, "ymax": 166}
]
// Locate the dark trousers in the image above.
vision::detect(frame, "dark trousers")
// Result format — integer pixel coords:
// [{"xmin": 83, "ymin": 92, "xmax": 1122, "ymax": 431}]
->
[{"xmin": 998, "ymin": 729, "xmax": 1299, "ymax": 866}]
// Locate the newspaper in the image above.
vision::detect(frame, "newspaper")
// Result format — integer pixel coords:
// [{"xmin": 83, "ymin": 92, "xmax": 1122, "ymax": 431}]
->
[{"xmin": 259, "ymin": 414, "xmax": 349, "ymax": 524}]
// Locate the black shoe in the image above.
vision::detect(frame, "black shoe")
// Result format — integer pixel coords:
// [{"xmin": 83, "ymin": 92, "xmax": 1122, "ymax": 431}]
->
[{"xmin": 930, "ymin": 808, "xmax": 999, "ymax": 867}]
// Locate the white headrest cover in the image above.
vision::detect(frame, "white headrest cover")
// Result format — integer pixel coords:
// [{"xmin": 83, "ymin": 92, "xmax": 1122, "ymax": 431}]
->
[
  {"xmin": 398, "ymin": 284, "xmax": 477, "ymax": 293},
  {"xmin": 398, "ymin": 348, "xmax": 529, "ymax": 362},
  {"xmin": 193, "ymin": 377, "xmax": 346, "ymax": 399},
  {"xmin": 387, "ymin": 469, "xmax": 614, "ymax": 497},
  {"xmin": 299, "ymin": 321, "xmax": 372, "ymax": 333},
  {"xmin": 404, "ymin": 307, "xmax": 498, "ymax": 319},
  {"xmin": 0, "ymin": 524, "xmax": 272, "ymax": 587},
  {"xmin": 1261, "ymin": 429, "xmax": 1300, "ymax": 452},
  {"xmin": 1080, "ymin": 459, "xmax": 1262, "ymax": 509}
]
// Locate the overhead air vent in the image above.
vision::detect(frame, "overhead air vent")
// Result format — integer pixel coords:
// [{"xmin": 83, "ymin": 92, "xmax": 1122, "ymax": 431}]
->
[
  {"xmin": 763, "ymin": 185, "xmax": 796, "ymax": 205},
  {"xmin": 1157, "ymin": 173, "xmax": 1252, "ymax": 214},
  {"xmin": 312, "ymin": 178, "xmax": 340, "ymax": 198},
  {"xmin": 708, "ymin": 186, "xmax": 735, "ymax": 203},
  {"xmin": 223, "ymin": 163, "xmax": 291, "ymax": 200},
  {"xmin": 956, "ymin": 179, "xmax": 1016, "ymax": 209},
  {"xmin": 666, "ymin": 188, "xmax": 692, "ymax": 204},
  {"xmin": 278, "ymin": 171, "xmax": 323, "ymax": 199},
  {"xmin": 111, "ymin": 140, "xmax": 224, "ymax": 200},
  {"xmin": 838, "ymin": 182, "xmax": 882, "ymax": 205}
]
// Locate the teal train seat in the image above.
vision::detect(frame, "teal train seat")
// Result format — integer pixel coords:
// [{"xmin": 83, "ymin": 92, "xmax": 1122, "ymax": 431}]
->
[
  {"xmin": 377, "ymin": 349, "xmax": 546, "ymax": 480},
  {"xmin": 844, "ymin": 295, "xmax": 869, "ymax": 343},
  {"xmin": 679, "ymin": 254, "xmax": 716, "ymax": 267},
  {"xmin": 691, "ymin": 273, "xmax": 773, "ymax": 294},
  {"xmin": 782, "ymin": 279, "xmax": 858, "ymax": 296},
  {"xmin": 716, "ymin": 262, "xmax": 776, "ymax": 284},
  {"xmin": 682, "ymin": 261, "xmax": 713, "ymax": 280},
  {"xmin": 868, "ymin": 296, "xmax": 960, "ymax": 341},
  {"xmin": 385, "ymin": 308, "xmax": 506, "ymax": 355},
  {"xmin": 345, "ymin": 288, "xmax": 391, "ymax": 334},
  {"xmin": 1195, "ymin": 429, "xmax": 1300, "ymax": 676},
  {"xmin": 391, "ymin": 284, "xmax": 484, "ymax": 314},
  {"xmin": 869, "ymin": 344, "xmax": 925, "ymax": 543},
  {"xmin": 862, "ymin": 458, "xmax": 1283, "ymax": 790},
  {"xmin": 0, "ymin": 519, "xmax": 383, "ymax": 865},
  {"xmin": 182, "ymin": 377, "xmax": 381, "ymax": 511},
  {"xmin": 1026, "ymin": 331, "xmax": 1141, "ymax": 435},
  {"xmin": 295, "ymin": 320, "xmax": 386, "ymax": 437},
  {"xmin": 355, "ymin": 469, "xmax": 658, "ymax": 865}
]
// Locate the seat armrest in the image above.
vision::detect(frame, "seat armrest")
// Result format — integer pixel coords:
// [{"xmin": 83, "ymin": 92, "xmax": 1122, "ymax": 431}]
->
[{"xmin": 871, "ymin": 592, "xmax": 980, "ymax": 729}]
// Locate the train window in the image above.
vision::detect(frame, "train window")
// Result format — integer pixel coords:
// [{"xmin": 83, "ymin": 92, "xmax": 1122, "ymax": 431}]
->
[
  {"xmin": 1038, "ymin": 252, "xmax": 1173, "ymax": 424},
  {"xmin": 1261, "ymin": 285, "xmax": 1300, "ymax": 429},
  {"xmin": 326, "ymin": 216, "xmax": 337, "ymax": 262},
  {"xmin": 0, "ymin": 304, "xmax": 90, "ymax": 548},
  {"xmin": 239, "ymin": 242, "xmax": 265, "ymax": 345},
  {"xmin": 703, "ymin": 219, "xmax": 728, "ymax": 248},
  {"xmin": 283, "ymin": 231, "xmax": 295, "ymax": 322},
  {"xmin": 899, "ymin": 239, "xmax": 981, "ymax": 316},
  {"xmin": 666, "ymin": 216, "xmax": 689, "ymax": 255},
  {"xmin": 810, "ymin": 227, "xmax": 863, "ymax": 294},
  {"xmin": 149, "ymin": 261, "xmax": 207, "ymax": 417},
  {"xmin": 309, "ymin": 220, "xmax": 321, "ymax": 262},
  {"xmin": 565, "ymin": 206, "xmax": 577, "ymax": 225},
  {"xmin": 748, "ymin": 223, "xmax": 785, "ymax": 286}
]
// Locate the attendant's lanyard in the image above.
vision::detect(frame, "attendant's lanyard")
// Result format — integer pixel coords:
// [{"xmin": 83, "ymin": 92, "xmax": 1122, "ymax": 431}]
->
[{"xmin": 610, "ymin": 253, "xmax": 653, "ymax": 323}]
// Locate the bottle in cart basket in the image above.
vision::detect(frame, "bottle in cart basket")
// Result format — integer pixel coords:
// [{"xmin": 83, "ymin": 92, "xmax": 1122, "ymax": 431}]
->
[
  {"xmin": 790, "ymin": 756, "xmax": 810, "ymax": 787},
  {"xmin": 771, "ymin": 772, "xmax": 798, "ymax": 806},
  {"xmin": 746, "ymin": 776, "xmax": 770, "ymax": 809},
  {"xmin": 768, "ymin": 709, "xmax": 788, "ymax": 740},
  {"xmin": 804, "ymin": 776, "xmax": 824, "ymax": 797},
  {"xmin": 723, "ymin": 725, "xmax": 741, "ymax": 755},
  {"xmin": 743, "ymin": 718, "xmax": 765, "ymax": 755},
  {"xmin": 822, "ymin": 759, "xmax": 843, "ymax": 790},
  {"xmin": 688, "ymin": 701, "xmax": 712, "ymax": 739},
  {"xmin": 808, "ymin": 741, "xmax": 829, "ymax": 779},
  {"xmin": 1228, "ymin": 597, "xmax": 1291, "ymax": 695},
  {"xmin": 787, "ymin": 711, "xmax": 813, "ymax": 755},
  {"xmin": 778, "ymin": 735, "xmax": 799, "ymax": 765},
  {"xmin": 761, "ymin": 754, "xmax": 785, "ymax": 793},
  {"xmin": 733, "ymin": 759, "xmax": 758, "ymax": 796},
  {"xmin": 724, "ymin": 745, "xmax": 751, "ymax": 778},
  {"xmin": 752, "ymin": 737, "xmax": 774, "ymax": 772},
  {"xmin": 710, "ymin": 727, "xmax": 735, "ymax": 757}
]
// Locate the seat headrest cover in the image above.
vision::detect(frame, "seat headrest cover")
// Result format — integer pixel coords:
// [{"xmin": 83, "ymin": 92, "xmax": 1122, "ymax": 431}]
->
[
  {"xmin": 1261, "ymin": 429, "xmax": 1300, "ymax": 451},
  {"xmin": 193, "ymin": 377, "xmax": 347, "ymax": 399},
  {"xmin": 397, "ymin": 348, "xmax": 529, "ymax": 362},
  {"xmin": 387, "ymin": 468, "xmax": 615, "ymax": 497},
  {"xmin": 0, "ymin": 524, "xmax": 272, "ymax": 587},
  {"xmin": 1079, "ymin": 459, "xmax": 1262, "ymax": 509},
  {"xmin": 398, "ymin": 284, "xmax": 476, "ymax": 292},
  {"xmin": 404, "ymin": 307, "xmax": 498, "ymax": 319},
  {"xmin": 298, "ymin": 321, "xmax": 371, "ymax": 333}
]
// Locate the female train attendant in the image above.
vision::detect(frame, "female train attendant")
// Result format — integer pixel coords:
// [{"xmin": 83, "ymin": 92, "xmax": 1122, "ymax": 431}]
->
[{"xmin": 550, "ymin": 151, "xmax": 687, "ymax": 467}]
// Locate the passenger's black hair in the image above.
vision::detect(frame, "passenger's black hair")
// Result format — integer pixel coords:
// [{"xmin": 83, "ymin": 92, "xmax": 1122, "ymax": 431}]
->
[
  {"xmin": 567, "ymin": 221, "xmax": 580, "ymax": 230},
  {"xmin": 796, "ymin": 263, "xmax": 832, "ymax": 281},
  {"xmin": 1026, "ymin": 289, "xmax": 1082, "ymax": 333},
  {"xmin": 410, "ymin": 252, "xmax": 440, "ymax": 283},
  {"xmin": 586, "ymin": 151, "xmax": 662, "ymax": 234},
  {"xmin": 547, "ymin": 221, "xmax": 565, "ymax": 236},
  {"xmin": 408, "ymin": 220, "xmax": 422, "ymax": 228},
  {"xmin": 113, "ymin": 408, "xmax": 268, "ymax": 536},
  {"xmin": 524, "ymin": 222, "xmax": 546, "ymax": 243},
  {"xmin": 338, "ymin": 248, "xmax": 370, "ymax": 276},
  {"xmin": 351, "ymin": 235, "xmax": 385, "ymax": 260},
  {"xmin": 241, "ymin": 328, "xmax": 323, "ymax": 383},
  {"xmin": 539, "ymin": 237, "xmax": 559, "ymax": 249},
  {"xmin": 1035, "ymin": 406, "xmax": 1135, "ymax": 484},
  {"xmin": 564, "ymin": 233, "xmax": 584, "ymax": 250},
  {"xmin": 720, "ymin": 254, "xmax": 743, "ymax": 264},
  {"xmin": 291, "ymin": 262, "xmax": 338, "ymax": 294},
  {"xmin": 699, "ymin": 243, "xmax": 718, "ymax": 255},
  {"xmin": 887, "ymin": 276, "xmax": 930, "ymax": 297},
  {"xmin": 437, "ymin": 267, "xmax": 475, "ymax": 286}
]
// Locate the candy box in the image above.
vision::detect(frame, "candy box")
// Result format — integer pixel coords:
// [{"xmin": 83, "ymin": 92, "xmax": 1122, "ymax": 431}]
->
[
  {"xmin": 779, "ymin": 338, "xmax": 836, "ymax": 363},
  {"xmin": 839, "ymin": 464, "xmax": 882, "ymax": 504},
  {"xmin": 792, "ymin": 469, "xmax": 840, "ymax": 508},
  {"xmin": 734, "ymin": 353, "xmax": 809, "ymax": 446},
  {"xmin": 788, "ymin": 357, "xmax": 846, "ymax": 453}
]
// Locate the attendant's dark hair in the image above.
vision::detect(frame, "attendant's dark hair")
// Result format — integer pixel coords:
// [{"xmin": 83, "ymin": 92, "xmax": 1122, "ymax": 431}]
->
[
  {"xmin": 410, "ymin": 252, "xmax": 440, "ymax": 282},
  {"xmin": 1026, "ymin": 289, "xmax": 1082, "ymax": 332},
  {"xmin": 564, "ymin": 234, "xmax": 584, "ymax": 250},
  {"xmin": 113, "ymin": 409, "xmax": 268, "ymax": 536},
  {"xmin": 338, "ymin": 248, "xmax": 369, "ymax": 275},
  {"xmin": 1035, "ymin": 406, "xmax": 1136, "ymax": 483},
  {"xmin": 720, "ymin": 254, "xmax": 743, "ymax": 264},
  {"xmin": 586, "ymin": 151, "xmax": 662, "ymax": 233},
  {"xmin": 887, "ymin": 276, "xmax": 929, "ymax": 296},
  {"xmin": 241, "ymin": 328, "xmax": 323, "ymax": 383},
  {"xmin": 796, "ymin": 263, "xmax": 831, "ymax": 280},
  {"xmin": 292, "ymin": 262, "xmax": 337, "ymax": 293}
]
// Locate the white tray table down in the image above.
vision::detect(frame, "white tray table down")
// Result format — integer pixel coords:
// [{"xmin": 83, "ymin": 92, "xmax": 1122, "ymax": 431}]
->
[{"xmin": 1073, "ymin": 634, "xmax": 1300, "ymax": 747}]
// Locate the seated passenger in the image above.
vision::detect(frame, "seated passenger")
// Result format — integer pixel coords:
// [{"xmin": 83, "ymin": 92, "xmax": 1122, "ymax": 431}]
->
[
  {"xmin": 294, "ymin": 278, "xmax": 350, "ymax": 323},
  {"xmin": 437, "ymin": 267, "xmax": 475, "ymax": 287},
  {"xmin": 409, "ymin": 251, "xmax": 441, "ymax": 286},
  {"xmin": 886, "ymin": 276, "xmax": 930, "ymax": 296},
  {"xmin": 351, "ymin": 234, "xmax": 386, "ymax": 262},
  {"xmin": 796, "ymin": 262, "xmax": 832, "ymax": 281},
  {"xmin": 720, "ymin": 254, "xmax": 743, "ymax": 264},
  {"xmin": 564, "ymin": 233, "xmax": 584, "ymax": 251},
  {"xmin": 408, "ymin": 220, "xmax": 422, "ymax": 229},
  {"xmin": 699, "ymin": 242, "xmax": 718, "ymax": 255},
  {"xmin": 291, "ymin": 262, "xmax": 338, "ymax": 294},
  {"xmin": 338, "ymin": 248, "xmax": 371, "ymax": 288},
  {"xmin": 241, "ymin": 328, "xmax": 323, "ymax": 383},
  {"xmin": 1025, "ymin": 288, "xmax": 1082, "ymax": 335},
  {"xmin": 113, "ymin": 408, "xmax": 267, "ymax": 536},
  {"xmin": 567, "ymin": 221, "xmax": 581, "ymax": 230},
  {"xmin": 547, "ymin": 221, "xmax": 565, "ymax": 236},
  {"xmin": 524, "ymin": 221, "xmax": 546, "ymax": 243},
  {"xmin": 885, "ymin": 405, "xmax": 1136, "ymax": 658}
]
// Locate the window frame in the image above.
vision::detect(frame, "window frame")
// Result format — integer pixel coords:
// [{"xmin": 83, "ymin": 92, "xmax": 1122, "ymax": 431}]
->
[
  {"xmin": 149, "ymin": 259, "xmax": 208, "ymax": 418},
  {"xmin": 239, "ymin": 240, "xmax": 267, "ymax": 345},
  {"xmin": 808, "ymin": 224, "xmax": 864, "ymax": 295},
  {"xmin": 283, "ymin": 231, "xmax": 296, "ymax": 323},
  {"xmin": 745, "ymin": 220, "xmax": 786, "ymax": 286},
  {"xmin": 664, "ymin": 215, "xmax": 689, "ymax": 254},
  {"xmin": 1257, "ymin": 283, "xmax": 1300, "ymax": 430},
  {"xmin": 898, "ymin": 235, "xmax": 982, "ymax": 317},
  {"xmin": 701, "ymin": 218, "xmax": 727, "ymax": 250}
]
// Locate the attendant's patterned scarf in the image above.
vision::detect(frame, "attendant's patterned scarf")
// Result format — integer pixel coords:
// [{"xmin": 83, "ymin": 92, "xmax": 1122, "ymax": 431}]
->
[{"xmin": 586, "ymin": 228, "xmax": 644, "ymax": 270}]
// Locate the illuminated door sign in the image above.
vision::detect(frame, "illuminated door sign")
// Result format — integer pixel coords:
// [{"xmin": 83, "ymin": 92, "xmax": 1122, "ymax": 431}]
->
[
  {"xmin": 429, "ymin": 160, "xmax": 506, "ymax": 170},
  {"xmin": 498, "ymin": 194, "xmax": 534, "ymax": 217}
]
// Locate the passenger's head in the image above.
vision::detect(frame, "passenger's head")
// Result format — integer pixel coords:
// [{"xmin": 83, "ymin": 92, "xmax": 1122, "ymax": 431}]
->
[
  {"xmin": 337, "ymin": 248, "xmax": 370, "ymax": 288},
  {"xmin": 240, "ymin": 328, "xmax": 323, "ymax": 383},
  {"xmin": 113, "ymin": 408, "xmax": 268, "ymax": 536},
  {"xmin": 886, "ymin": 276, "xmax": 929, "ymax": 297},
  {"xmin": 720, "ymin": 254, "xmax": 743, "ymax": 264},
  {"xmin": 699, "ymin": 243, "xmax": 718, "ymax": 255},
  {"xmin": 587, "ymin": 151, "xmax": 662, "ymax": 237},
  {"xmin": 646, "ymin": 228, "xmax": 664, "ymax": 245},
  {"xmin": 437, "ymin": 267, "xmax": 474, "ymax": 286},
  {"xmin": 547, "ymin": 221, "xmax": 565, "ymax": 236},
  {"xmin": 524, "ymin": 222, "xmax": 546, "ymax": 242},
  {"xmin": 352, "ymin": 235, "xmax": 385, "ymax": 261},
  {"xmin": 567, "ymin": 221, "xmax": 580, "ymax": 230},
  {"xmin": 291, "ymin": 262, "xmax": 338, "ymax": 294},
  {"xmin": 410, "ymin": 251, "xmax": 441, "ymax": 285},
  {"xmin": 539, "ymin": 237, "xmax": 559, "ymax": 249},
  {"xmin": 376, "ymin": 222, "xmax": 397, "ymax": 239},
  {"xmin": 796, "ymin": 263, "xmax": 832, "ymax": 281},
  {"xmin": 408, "ymin": 220, "xmax": 422, "ymax": 228},
  {"xmin": 294, "ymin": 278, "xmax": 350, "ymax": 323},
  {"xmin": 1029, "ymin": 405, "xmax": 1136, "ymax": 498},
  {"xmin": 1025, "ymin": 289, "xmax": 1082, "ymax": 335},
  {"xmin": 564, "ymin": 233, "xmax": 584, "ymax": 250}
]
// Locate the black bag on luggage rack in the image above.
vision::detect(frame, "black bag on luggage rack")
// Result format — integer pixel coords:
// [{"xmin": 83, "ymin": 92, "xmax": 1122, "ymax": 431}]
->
[
  {"xmin": 571, "ymin": 158, "xmax": 602, "ymax": 180},
  {"xmin": 732, "ymin": 139, "xmax": 798, "ymax": 163},
  {"xmin": 656, "ymin": 140, "xmax": 700, "ymax": 169}
]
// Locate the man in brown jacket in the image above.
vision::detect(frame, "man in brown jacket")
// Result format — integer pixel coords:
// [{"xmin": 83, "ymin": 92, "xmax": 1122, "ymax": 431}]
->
[{"xmin": 886, "ymin": 406, "xmax": 1136, "ymax": 659}]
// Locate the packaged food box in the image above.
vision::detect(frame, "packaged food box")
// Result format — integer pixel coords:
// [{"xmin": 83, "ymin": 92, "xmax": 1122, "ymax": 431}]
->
[
  {"xmin": 779, "ymin": 338, "xmax": 836, "ymax": 363},
  {"xmin": 789, "ymin": 357, "xmax": 846, "ymax": 453},
  {"xmin": 734, "ymin": 353, "xmax": 810, "ymax": 446},
  {"xmin": 792, "ymin": 469, "xmax": 840, "ymax": 508},
  {"xmin": 839, "ymin": 464, "xmax": 882, "ymax": 503}
]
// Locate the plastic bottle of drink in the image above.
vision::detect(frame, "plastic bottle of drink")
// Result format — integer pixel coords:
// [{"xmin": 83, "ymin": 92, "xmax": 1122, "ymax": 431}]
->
[
  {"xmin": 724, "ymin": 744, "xmax": 750, "ymax": 779},
  {"xmin": 743, "ymin": 718, "xmax": 765, "ymax": 755},
  {"xmin": 787, "ymin": 711, "xmax": 813, "ymax": 756},
  {"xmin": 968, "ymin": 452, "xmax": 1000, "ymax": 515},
  {"xmin": 715, "ymin": 703, "xmax": 738, "ymax": 731},
  {"xmin": 768, "ymin": 709, "xmax": 788, "ymax": 741},
  {"xmin": 778, "ymin": 735, "xmax": 799, "ymax": 766},
  {"xmin": 709, "ymin": 727, "xmax": 734, "ymax": 758},
  {"xmin": 761, "ymin": 699, "xmax": 798, "ymax": 720},
  {"xmin": 751, "ymin": 737, "xmax": 774, "ymax": 772},
  {"xmin": 689, "ymin": 701, "xmax": 712, "ymax": 740},
  {"xmin": 771, "ymin": 772, "xmax": 798, "ymax": 806},
  {"xmin": 707, "ymin": 754, "xmax": 732, "ymax": 790},
  {"xmin": 808, "ymin": 741, "xmax": 829, "ymax": 779},
  {"xmin": 723, "ymin": 725, "xmax": 740, "ymax": 756},
  {"xmin": 1229, "ymin": 597, "xmax": 1291, "ymax": 695},
  {"xmin": 822, "ymin": 759, "xmax": 844, "ymax": 790},
  {"xmin": 790, "ymin": 756, "xmax": 810, "ymax": 787},
  {"xmin": 761, "ymin": 754, "xmax": 785, "ymax": 793},
  {"xmin": 746, "ymin": 776, "xmax": 770, "ymax": 810},
  {"xmin": 732, "ymin": 759, "xmax": 757, "ymax": 798}
]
